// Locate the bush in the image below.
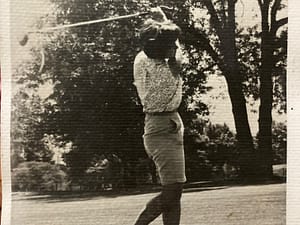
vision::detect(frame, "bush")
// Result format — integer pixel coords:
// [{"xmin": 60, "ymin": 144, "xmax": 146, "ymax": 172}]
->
[
  {"xmin": 12, "ymin": 161, "xmax": 68, "ymax": 192},
  {"xmin": 272, "ymin": 122, "xmax": 286, "ymax": 164}
]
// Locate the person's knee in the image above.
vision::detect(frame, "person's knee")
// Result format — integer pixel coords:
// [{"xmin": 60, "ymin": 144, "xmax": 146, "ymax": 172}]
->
[
  {"xmin": 161, "ymin": 183, "xmax": 183, "ymax": 210},
  {"xmin": 163, "ymin": 182, "xmax": 183, "ymax": 194},
  {"xmin": 144, "ymin": 194, "xmax": 162, "ymax": 212}
]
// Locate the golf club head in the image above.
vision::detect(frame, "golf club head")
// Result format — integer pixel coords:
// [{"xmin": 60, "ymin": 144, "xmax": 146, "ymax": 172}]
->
[{"xmin": 19, "ymin": 34, "xmax": 29, "ymax": 46}]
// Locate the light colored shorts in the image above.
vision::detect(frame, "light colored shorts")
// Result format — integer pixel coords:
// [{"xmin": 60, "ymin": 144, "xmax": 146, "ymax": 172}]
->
[{"xmin": 143, "ymin": 112, "xmax": 186, "ymax": 185}]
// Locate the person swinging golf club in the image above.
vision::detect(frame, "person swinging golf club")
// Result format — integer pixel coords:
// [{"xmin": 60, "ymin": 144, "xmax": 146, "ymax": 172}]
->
[
  {"xmin": 18, "ymin": 6, "xmax": 185, "ymax": 224},
  {"xmin": 133, "ymin": 7, "xmax": 186, "ymax": 225}
]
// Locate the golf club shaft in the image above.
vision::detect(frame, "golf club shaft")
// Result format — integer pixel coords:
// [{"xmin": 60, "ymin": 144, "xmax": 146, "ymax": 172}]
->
[
  {"xmin": 32, "ymin": 12, "xmax": 149, "ymax": 33},
  {"xmin": 20, "ymin": 6, "xmax": 173, "ymax": 46}
]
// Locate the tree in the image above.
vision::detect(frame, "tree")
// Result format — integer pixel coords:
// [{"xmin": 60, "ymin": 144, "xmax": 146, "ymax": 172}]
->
[
  {"xmin": 11, "ymin": 88, "xmax": 54, "ymax": 166},
  {"xmin": 238, "ymin": 27, "xmax": 287, "ymax": 115},
  {"xmin": 160, "ymin": 0, "xmax": 286, "ymax": 179},
  {"xmin": 257, "ymin": 0, "xmax": 287, "ymax": 178},
  {"xmin": 19, "ymin": 0, "xmax": 148, "ymax": 184},
  {"xmin": 16, "ymin": 0, "xmax": 287, "ymax": 184},
  {"xmin": 26, "ymin": 0, "xmax": 210, "ymax": 185},
  {"xmin": 169, "ymin": 0, "xmax": 257, "ymax": 178}
]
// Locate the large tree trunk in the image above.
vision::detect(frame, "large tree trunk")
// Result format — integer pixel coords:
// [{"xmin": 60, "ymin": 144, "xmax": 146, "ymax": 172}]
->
[
  {"xmin": 224, "ymin": 73, "xmax": 257, "ymax": 178},
  {"xmin": 191, "ymin": 0, "xmax": 286, "ymax": 180},
  {"xmin": 257, "ymin": 1, "xmax": 276, "ymax": 178},
  {"xmin": 195, "ymin": 0, "xmax": 258, "ymax": 180},
  {"xmin": 257, "ymin": 0, "xmax": 288, "ymax": 179},
  {"xmin": 220, "ymin": 0, "xmax": 257, "ymax": 179}
]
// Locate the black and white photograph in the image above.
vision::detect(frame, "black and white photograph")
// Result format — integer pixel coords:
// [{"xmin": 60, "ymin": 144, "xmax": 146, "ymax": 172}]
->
[{"xmin": 1, "ymin": 0, "xmax": 297, "ymax": 224}]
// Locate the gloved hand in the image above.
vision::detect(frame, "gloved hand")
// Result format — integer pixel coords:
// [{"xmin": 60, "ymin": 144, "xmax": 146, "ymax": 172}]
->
[{"xmin": 149, "ymin": 7, "xmax": 168, "ymax": 22}]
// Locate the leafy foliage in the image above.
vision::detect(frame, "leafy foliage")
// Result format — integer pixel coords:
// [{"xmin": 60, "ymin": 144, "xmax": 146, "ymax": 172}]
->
[
  {"xmin": 15, "ymin": 0, "xmax": 210, "ymax": 183},
  {"xmin": 272, "ymin": 122, "xmax": 286, "ymax": 164},
  {"xmin": 237, "ymin": 27, "xmax": 287, "ymax": 113},
  {"xmin": 32, "ymin": 0, "xmax": 149, "ymax": 179},
  {"xmin": 184, "ymin": 119, "xmax": 238, "ymax": 181},
  {"xmin": 12, "ymin": 0, "xmax": 287, "ymax": 185},
  {"xmin": 12, "ymin": 162, "xmax": 67, "ymax": 191},
  {"xmin": 11, "ymin": 88, "xmax": 54, "ymax": 166}
]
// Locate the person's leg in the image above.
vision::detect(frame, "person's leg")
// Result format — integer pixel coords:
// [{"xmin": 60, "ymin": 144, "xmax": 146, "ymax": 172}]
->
[
  {"xmin": 161, "ymin": 183, "xmax": 183, "ymax": 225},
  {"xmin": 136, "ymin": 113, "xmax": 185, "ymax": 225},
  {"xmin": 134, "ymin": 182, "xmax": 183, "ymax": 225},
  {"xmin": 134, "ymin": 193, "xmax": 163, "ymax": 225}
]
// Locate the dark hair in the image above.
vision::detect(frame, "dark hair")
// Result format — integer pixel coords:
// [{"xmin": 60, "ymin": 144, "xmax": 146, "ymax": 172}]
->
[{"xmin": 139, "ymin": 19, "xmax": 181, "ymax": 59}]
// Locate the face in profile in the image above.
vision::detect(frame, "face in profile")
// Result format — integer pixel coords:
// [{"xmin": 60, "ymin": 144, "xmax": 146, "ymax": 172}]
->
[
  {"xmin": 164, "ymin": 42, "xmax": 178, "ymax": 59},
  {"xmin": 140, "ymin": 20, "xmax": 181, "ymax": 59}
]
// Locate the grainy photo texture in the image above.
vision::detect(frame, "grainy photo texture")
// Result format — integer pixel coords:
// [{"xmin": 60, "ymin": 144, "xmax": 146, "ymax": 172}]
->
[{"xmin": 6, "ymin": 0, "xmax": 288, "ymax": 224}]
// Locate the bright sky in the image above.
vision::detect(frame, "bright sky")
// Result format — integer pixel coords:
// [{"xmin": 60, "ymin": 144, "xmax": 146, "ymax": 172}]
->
[
  {"xmin": 11, "ymin": 0, "xmax": 54, "ymax": 68},
  {"xmin": 10, "ymin": 0, "xmax": 287, "ymax": 135},
  {"xmin": 203, "ymin": 75, "xmax": 286, "ymax": 135}
]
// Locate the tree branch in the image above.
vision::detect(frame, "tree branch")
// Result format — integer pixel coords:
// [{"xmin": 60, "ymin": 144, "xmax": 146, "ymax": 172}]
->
[
  {"xmin": 270, "ymin": 0, "xmax": 287, "ymax": 33},
  {"xmin": 183, "ymin": 26, "xmax": 225, "ymax": 71},
  {"xmin": 227, "ymin": 0, "xmax": 236, "ymax": 32},
  {"xmin": 218, "ymin": 0, "xmax": 227, "ymax": 27},
  {"xmin": 271, "ymin": 0, "xmax": 281, "ymax": 26},
  {"xmin": 203, "ymin": 0, "xmax": 224, "ymax": 38},
  {"xmin": 271, "ymin": 17, "xmax": 288, "ymax": 33}
]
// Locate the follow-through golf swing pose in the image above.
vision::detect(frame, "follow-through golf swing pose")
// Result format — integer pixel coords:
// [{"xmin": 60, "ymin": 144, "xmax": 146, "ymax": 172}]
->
[
  {"xmin": 19, "ymin": 6, "xmax": 185, "ymax": 224},
  {"xmin": 133, "ymin": 8, "xmax": 186, "ymax": 225}
]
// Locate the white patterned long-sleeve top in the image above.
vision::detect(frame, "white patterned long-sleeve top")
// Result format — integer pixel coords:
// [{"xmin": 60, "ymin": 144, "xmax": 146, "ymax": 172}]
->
[{"xmin": 133, "ymin": 51, "xmax": 182, "ymax": 113}]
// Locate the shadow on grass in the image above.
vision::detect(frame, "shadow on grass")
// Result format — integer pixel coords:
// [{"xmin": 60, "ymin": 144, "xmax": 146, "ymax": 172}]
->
[{"xmin": 12, "ymin": 176, "xmax": 285, "ymax": 204}]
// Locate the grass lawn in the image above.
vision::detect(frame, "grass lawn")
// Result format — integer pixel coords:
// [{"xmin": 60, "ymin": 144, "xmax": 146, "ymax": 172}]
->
[{"xmin": 11, "ymin": 183, "xmax": 285, "ymax": 225}]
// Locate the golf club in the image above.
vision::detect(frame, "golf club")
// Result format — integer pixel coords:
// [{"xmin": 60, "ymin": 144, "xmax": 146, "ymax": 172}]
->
[{"xmin": 19, "ymin": 6, "xmax": 173, "ymax": 46}]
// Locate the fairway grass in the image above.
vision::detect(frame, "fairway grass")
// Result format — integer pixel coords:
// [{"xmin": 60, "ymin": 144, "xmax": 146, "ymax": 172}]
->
[{"xmin": 11, "ymin": 183, "xmax": 285, "ymax": 225}]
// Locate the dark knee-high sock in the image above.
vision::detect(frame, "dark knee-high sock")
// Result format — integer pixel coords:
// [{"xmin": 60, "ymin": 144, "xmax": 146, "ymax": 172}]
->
[
  {"xmin": 134, "ymin": 183, "xmax": 183, "ymax": 225},
  {"xmin": 162, "ymin": 200, "xmax": 181, "ymax": 225},
  {"xmin": 161, "ymin": 183, "xmax": 183, "ymax": 225},
  {"xmin": 134, "ymin": 194, "xmax": 163, "ymax": 225}
]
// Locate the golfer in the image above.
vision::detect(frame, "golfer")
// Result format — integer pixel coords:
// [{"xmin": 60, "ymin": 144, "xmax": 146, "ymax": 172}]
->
[{"xmin": 133, "ymin": 8, "xmax": 186, "ymax": 225}]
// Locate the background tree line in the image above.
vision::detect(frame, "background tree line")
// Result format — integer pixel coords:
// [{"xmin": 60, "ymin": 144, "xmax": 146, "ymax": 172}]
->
[{"xmin": 11, "ymin": 0, "xmax": 286, "ymax": 192}]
